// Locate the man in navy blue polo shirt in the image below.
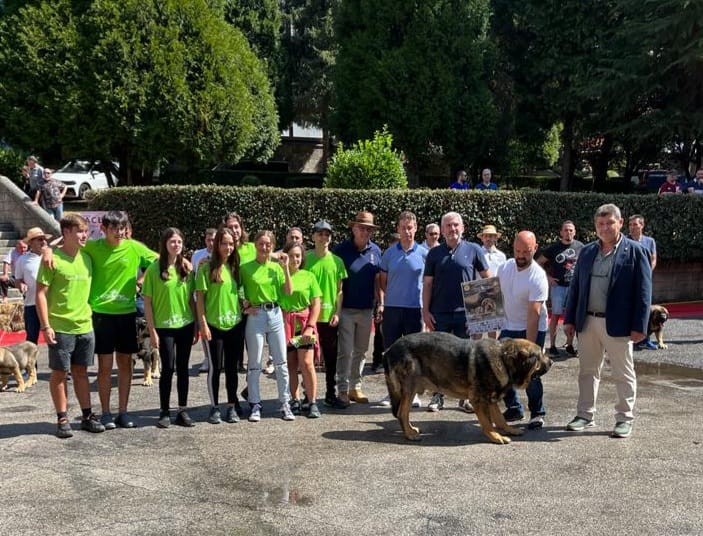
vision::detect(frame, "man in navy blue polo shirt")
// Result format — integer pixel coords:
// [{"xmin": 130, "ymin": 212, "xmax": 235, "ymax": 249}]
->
[
  {"xmin": 332, "ymin": 211, "xmax": 382, "ymax": 407},
  {"xmin": 422, "ymin": 211, "xmax": 491, "ymax": 411},
  {"xmin": 378, "ymin": 211, "xmax": 427, "ymax": 407}
]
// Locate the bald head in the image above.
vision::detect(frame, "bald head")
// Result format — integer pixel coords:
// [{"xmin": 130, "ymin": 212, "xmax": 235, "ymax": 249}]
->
[{"xmin": 514, "ymin": 231, "xmax": 538, "ymax": 269}]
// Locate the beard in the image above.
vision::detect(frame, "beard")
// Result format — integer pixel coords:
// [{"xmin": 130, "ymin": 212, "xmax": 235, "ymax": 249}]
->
[{"xmin": 515, "ymin": 258, "xmax": 530, "ymax": 268}]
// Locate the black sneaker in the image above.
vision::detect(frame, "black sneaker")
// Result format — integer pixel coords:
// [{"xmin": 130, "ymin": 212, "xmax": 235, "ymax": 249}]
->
[
  {"xmin": 207, "ymin": 406, "xmax": 221, "ymax": 424},
  {"xmin": 156, "ymin": 412, "xmax": 171, "ymax": 429},
  {"xmin": 323, "ymin": 394, "xmax": 348, "ymax": 410},
  {"xmin": 56, "ymin": 418, "xmax": 73, "ymax": 439},
  {"xmin": 564, "ymin": 344, "xmax": 578, "ymax": 357},
  {"xmin": 81, "ymin": 413, "xmax": 106, "ymax": 433},
  {"xmin": 301, "ymin": 395, "xmax": 310, "ymax": 412},
  {"xmin": 290, "ymin": 399, "xmax": 302, "ymax": 415},
  {"xmin": 175, "ymin": 410, "xmax": 195, "ymax": 427},
  {"xmin": 100, "ymin": 412, "xmax": 117, "ymax": 430},
  {"xmin": 503, "ymin": 408, "xmax": 525, "ymax": 422},
  {"xmin": 548, "ymin": 346, "xmax": 560, "ymax": 357},
  {"xmin": 224, "ymin": 405, "xmax": 239, "ymax": 423},
  {"xmin": 114, "ymin": 412, "xmax": 137, "ymax": 428}
]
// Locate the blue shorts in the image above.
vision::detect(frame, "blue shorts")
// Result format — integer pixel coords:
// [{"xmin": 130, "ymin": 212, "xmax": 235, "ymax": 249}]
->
[{"xmin": 550, "ymin": 285, "xmax": 569, "ymax": 316}]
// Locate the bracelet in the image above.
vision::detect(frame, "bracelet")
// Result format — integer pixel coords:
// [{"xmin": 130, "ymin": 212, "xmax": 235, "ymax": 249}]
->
[
  {"xmin": 305, "ymin": 324, "xmax": 315, "ymax": 329},
  {"xmin": 40, "ymin": 325, "xmax": 51, "ymax": 331}
]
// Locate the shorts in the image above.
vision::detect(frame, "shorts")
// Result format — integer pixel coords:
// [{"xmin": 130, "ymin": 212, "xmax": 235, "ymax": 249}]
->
[
  {"xmin": 550, "ymin": 285, "xmax": 569, "ymax": 316},
  {"xmin": 48, "ymin": 331, "xmax": 95, "ymax": 371},
  {"xmin": 93, "ymin": 311, "xmax": 138, "ymax": 355}
]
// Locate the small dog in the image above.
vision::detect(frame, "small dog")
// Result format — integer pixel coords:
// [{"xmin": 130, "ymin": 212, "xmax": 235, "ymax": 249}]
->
[
  {"xmin": 0, "ymin": 341, "xmax": 38, "ymax": 392},
  {"xmin": 134, "ymin": 317, "xmax": 160, "ymax": 386},
  {"xmin": 648, "ymin": 304, "xmax": 670, "ymax": 349},
  {"xmin": 384, "ymin": 332, "xmax": 551, "ymax": 445}
]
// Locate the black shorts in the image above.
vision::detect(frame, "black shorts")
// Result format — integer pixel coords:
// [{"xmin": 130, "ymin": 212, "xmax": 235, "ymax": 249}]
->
[{"xmin": 93, "ymin": 312, "xmax": 138, "ymax": 355}]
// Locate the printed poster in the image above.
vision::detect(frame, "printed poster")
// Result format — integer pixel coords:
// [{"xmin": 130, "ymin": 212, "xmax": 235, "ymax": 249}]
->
[{"xmin": 462, "ymin": 277, "xmax": 505, "ymax": 334}]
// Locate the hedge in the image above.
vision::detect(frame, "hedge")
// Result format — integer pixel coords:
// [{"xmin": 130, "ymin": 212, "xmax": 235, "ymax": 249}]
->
[{"xmin": 89, "ymin": 186, "xmax": 703, "ymax": 261}]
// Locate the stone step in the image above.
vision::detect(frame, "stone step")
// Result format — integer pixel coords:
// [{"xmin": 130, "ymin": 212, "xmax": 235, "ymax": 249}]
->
[{"xmin": 0, "ymin": 239, "xmax": 17, "ymax": 247}]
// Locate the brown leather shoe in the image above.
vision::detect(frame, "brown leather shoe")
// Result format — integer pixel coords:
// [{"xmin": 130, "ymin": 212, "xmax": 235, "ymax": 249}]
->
[
  {"xmin": 348, "ymin": 388, "xmax": 369, "ymax": 403},
  {"xmin": 337, "ymin": 392, "xmax": 351, "ymax": 407}
]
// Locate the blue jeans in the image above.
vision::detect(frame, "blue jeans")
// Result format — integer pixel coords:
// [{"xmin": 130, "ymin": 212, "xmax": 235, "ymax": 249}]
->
[
  {"xmin": 245, "ymin": 307, "xmax": 290, "ymax": 405},
  {"xmin": 24, "ymin": 305, "xmax": 40, "ymax": 344},
  {"xmin": 501, "ymin": 329, "xmax": 546, "ymax": 418},
  {"xmin": 432, "ymin": 311, "xmax": 468, "ymax": 338}
]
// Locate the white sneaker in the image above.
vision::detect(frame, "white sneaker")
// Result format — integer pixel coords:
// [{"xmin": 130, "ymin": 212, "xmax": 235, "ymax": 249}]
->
[
  {"xmin": 281, "ymin": 402, "xmax": 296, "ymax": 421},
  {"xmin": 412, "ymin": 394, "xmax": 422, "ymax": 408},
  {"xmin": 249, "ymin": 404, "xmax": 261, "ymax": 422},
  {"xmin": 379, "ymin": 395, "xmax": 391, "ymax": 407},
  {"xmin": 458, "ymin": 399, "xmax": 474, "ymax": 413},
  {"xmin": 427, "ymin": 393, "xmax": 444, "ymax": 412}
]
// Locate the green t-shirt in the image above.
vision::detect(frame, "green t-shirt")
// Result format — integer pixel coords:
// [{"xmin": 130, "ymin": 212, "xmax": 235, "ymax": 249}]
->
[
  {"xmin": 240, "ymin": 259, "xmax": 286, "ymax": 305},
  {"xmin": 142, "ymin": 261, "xmax": 195, "ymax": 329},
  {"xmin": 238, "ymin": 242, "xmax": 256, "ymax": 265},
  {"xmin": 305, "ymin": 251, "xmax": 348, "ymax": 322},
  {"xmin": 83, "ymin": 238, "xmax": 158, "ymax": 314},
  {"xmin": 36, "ymin": 248, "xmax": 93, "ymax": 334},
  {"xmin": 195, "ymin": 262, "xmax": 242, "ymax": 330},
  {"xmin": 279, "ymin": 269, "xmax": 322, "ymax": 312}
]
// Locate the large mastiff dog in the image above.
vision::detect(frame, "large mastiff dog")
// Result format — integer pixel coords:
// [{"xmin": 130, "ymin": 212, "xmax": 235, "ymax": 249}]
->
[{"xmin": 384, "ymin": 332, "xmax": 551, "ymax": 444}]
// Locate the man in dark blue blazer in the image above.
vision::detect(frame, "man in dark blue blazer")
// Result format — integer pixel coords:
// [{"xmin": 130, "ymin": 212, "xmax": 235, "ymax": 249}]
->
[{"xmin": 563, "ymin": 204, "xmax": 652, "ymax": 439}]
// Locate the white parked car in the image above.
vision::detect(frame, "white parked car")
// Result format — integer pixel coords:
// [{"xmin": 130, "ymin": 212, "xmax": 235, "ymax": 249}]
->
[{"xmin": 52, "ymin": 159, "xmax": 119, "ymax": 199}]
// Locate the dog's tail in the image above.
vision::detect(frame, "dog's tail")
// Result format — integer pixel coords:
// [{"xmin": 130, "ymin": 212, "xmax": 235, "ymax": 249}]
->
[{"xmin": 383, "ymin": 347, "xmax": 402, "ymax": 418}]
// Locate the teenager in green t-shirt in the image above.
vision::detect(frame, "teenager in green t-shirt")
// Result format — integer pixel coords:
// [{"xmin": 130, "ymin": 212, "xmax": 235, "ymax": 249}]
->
[
  {"xmin": 305, "ymin": 221, "xmax": 348, "ymax": 409},
  {"xmin": 88, "ymin": 212, "xmax": 158, "ymax": 429},
  {"xmin": 36, "ymin": 213, "xmax": 105, "ymax": 438},
  {"xmin": 240, "ymin": 230, "xmax": 295, "ymax": 422},
  {"xmin": 280, "ymin": 242, "xmax": 322, "ymax": 418},
  {"xmin": 195, "ymin": 227, "xmax": 244, "ymax": 425},
  {"xmin": 223, "ymin": 212, "xmax": 255, "ymax": 372},
  {"xmin": 143, "ymin": 228, "xmax": 198, "ymax": 428}
]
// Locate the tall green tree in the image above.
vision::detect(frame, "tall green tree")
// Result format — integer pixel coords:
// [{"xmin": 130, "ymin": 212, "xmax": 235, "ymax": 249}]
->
[
  {"xmin": 0, "ymin": 0, "xmax": 279, "ymax": 183},
  {"xmin": 332, "ymin": 0, "xmax": 497, "ymax": 185}
]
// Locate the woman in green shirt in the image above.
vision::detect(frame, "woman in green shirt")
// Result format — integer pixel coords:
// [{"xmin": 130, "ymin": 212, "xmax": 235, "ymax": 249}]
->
[
  {"xmin": 240, "ymin": 230, "xmax": 294, "ymax": 422},
  {"xmin": 143, "ymin": 228, "xmax": 198, "ymax": 428},
  {"xmin": 195, "ymin": 227, "xmax": 244, "ymax": 425},
  {"xmin": 280, "ymin": 242, "xmax": 322, "ymax": 418}
]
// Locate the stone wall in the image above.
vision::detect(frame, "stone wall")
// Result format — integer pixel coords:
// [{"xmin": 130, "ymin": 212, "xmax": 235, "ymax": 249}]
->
[
  {"xmin": 653, "ymin": 261, "xmax": 703, "ymax": 303},
  {"xmin": 0, "ymin": 175, "xmax": 60, "ymax": 238}
]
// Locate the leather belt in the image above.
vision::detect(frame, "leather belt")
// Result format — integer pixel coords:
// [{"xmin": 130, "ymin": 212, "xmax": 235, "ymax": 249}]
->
[
  {"xmin": 586, "ymin": 311, "xmax": 606, "ymax": 318},
  {"xmin": 256, "ymin": 302, "xmax": 278, "ymax": 311}
]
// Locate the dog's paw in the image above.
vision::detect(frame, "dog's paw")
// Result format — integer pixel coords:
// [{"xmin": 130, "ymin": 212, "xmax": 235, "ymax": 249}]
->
[
  {"xmin": 488, "ymin": 432, "xmax": 512, "ymax": 444},
  {"xmin": 404, "ymin": 425, "xmax": 422, "ymax": 441},
  {"xmin": 142, "ymin": 378, "xmax": 153, "ymax": 387},
  {"xmin": 658, "ymin": 342, "xmax": 668, "ymax": 349},
  {"xmin": 152, "ymin": 373, "xmax": 160, "ymax": 379},
  {"xmin": 15, "ymin": 385, "xmax": 25, "ymax": 393}
]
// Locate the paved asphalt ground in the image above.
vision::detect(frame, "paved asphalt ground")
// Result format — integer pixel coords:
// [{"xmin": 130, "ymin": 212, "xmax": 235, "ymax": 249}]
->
[{"xmin": 1, "ymin": 318, "xmax": 701, "ymax": 536}]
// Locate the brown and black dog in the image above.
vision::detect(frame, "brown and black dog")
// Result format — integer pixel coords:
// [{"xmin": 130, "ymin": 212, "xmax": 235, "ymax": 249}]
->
[
  {"xmin": 384, "ymin": 332, "xmax": 551, "ymax": 445},
  {"xmin": 134, "ymin": 317, "xmax": 160, "ymax": 386},
  {"xmin": 648, "ymin": 304, "xmax": 670, "ymax": 349},
  {"xmin": 0, "ymin": 341, "xmax": 38, "ymax": 393}
]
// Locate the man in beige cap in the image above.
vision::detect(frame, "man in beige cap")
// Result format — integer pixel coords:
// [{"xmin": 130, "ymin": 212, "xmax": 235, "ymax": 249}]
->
[
  {"xmin": 15, "ymin": 227, "xmax": 52, "ymax": 344},
  {"xmin": 477, "ymin": 225, "xmax": 507, "ymax": 275},
  {"xmin": 331, "ymin": 211, "xmax": 382, "ymax": 407}
]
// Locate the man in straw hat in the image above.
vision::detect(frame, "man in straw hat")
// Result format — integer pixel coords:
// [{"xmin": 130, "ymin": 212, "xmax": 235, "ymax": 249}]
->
[
  {"xmin": 15, "ymin": 227, "xmax": 53, "ymax": 344},
  {"xmin": 331, "ymin": 211, "xmax": 382, "ymax": 407}
]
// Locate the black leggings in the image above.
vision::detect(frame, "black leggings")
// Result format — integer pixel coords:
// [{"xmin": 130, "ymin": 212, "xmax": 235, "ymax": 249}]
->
[
  {"xmin": 316, "ymin": 322, "xmax": 338, "ymax": 397},
  {"xmin": 206, "ymin": 322, "xmax": 245, "ymax": 406},
  {"xmin": 157, "ymin": 323, "xmax": 195, "ymax": 412}
]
